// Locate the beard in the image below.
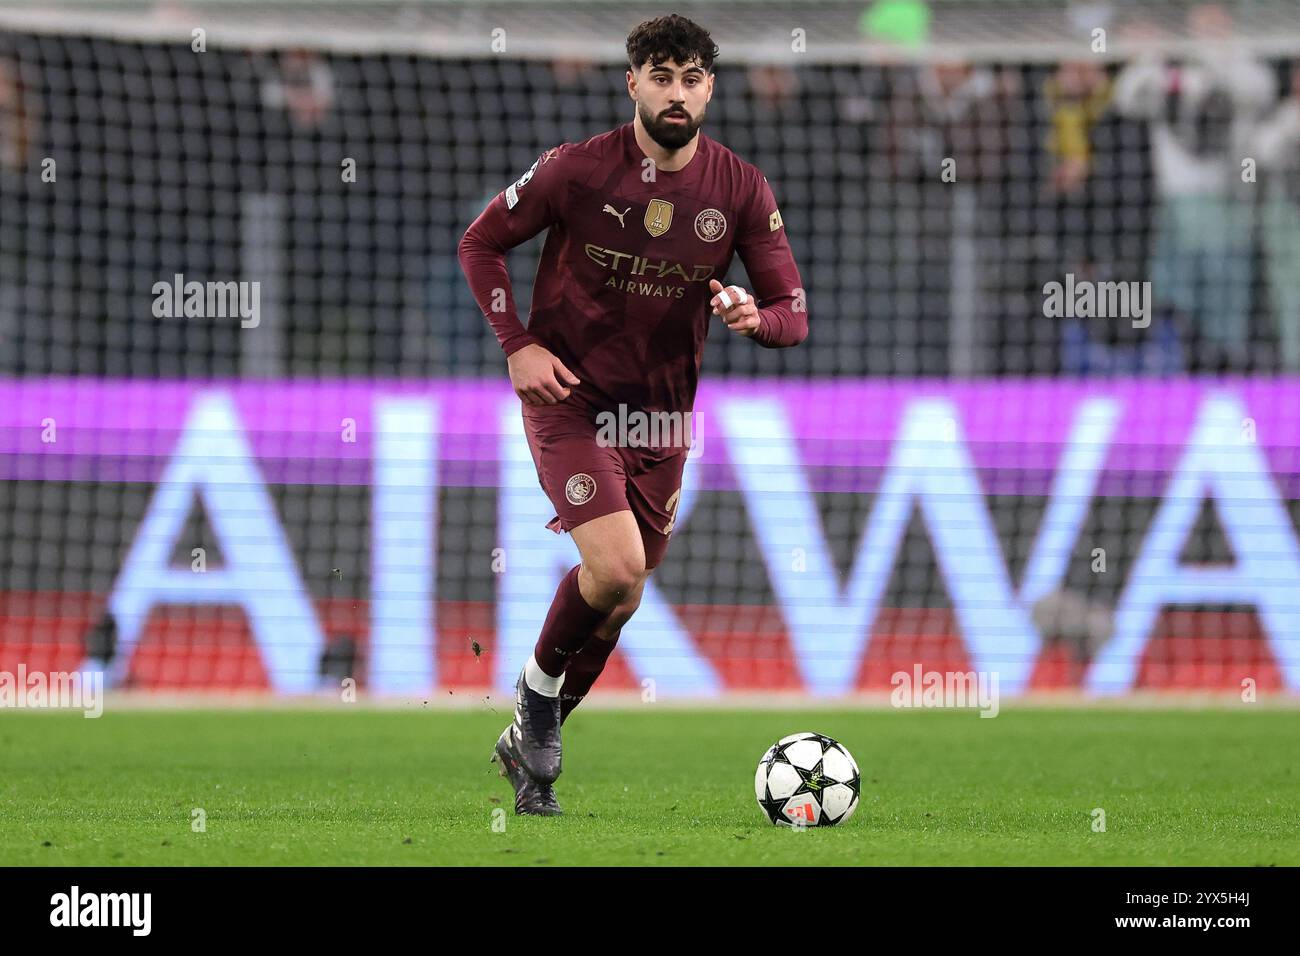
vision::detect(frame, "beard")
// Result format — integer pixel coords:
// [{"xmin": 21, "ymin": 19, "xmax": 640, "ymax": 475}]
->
[{"xmin": 639, "ymin": 100, "xmax": 704, "ymax": 150}]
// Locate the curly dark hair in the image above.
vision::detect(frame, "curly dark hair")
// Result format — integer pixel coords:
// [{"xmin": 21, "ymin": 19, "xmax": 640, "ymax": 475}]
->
[{"xmin": 626, "ymin": 14, "xmax": 719, "ymax": 73}]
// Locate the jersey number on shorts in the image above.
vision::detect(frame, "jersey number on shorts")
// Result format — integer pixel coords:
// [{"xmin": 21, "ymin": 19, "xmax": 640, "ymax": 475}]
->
[{"xmin": 661, "ymin": 487, "xmax": 682, "ymax": 535}]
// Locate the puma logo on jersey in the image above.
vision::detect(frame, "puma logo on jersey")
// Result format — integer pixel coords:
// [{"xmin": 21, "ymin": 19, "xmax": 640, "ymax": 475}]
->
[{"xmin": 602, "ymin": 203, "xmax": 630, "ymax": 226}]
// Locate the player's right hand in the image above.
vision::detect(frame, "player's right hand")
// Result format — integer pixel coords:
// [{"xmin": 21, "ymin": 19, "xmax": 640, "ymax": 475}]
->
[{"xmin": 507, "ymin": 343, "xmax": 581, "ymax": 405}]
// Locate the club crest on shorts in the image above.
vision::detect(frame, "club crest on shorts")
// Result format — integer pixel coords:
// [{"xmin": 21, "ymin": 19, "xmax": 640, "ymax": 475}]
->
[
  {"xmin": 565, "ymin": 473, "xmax": 597, "ymax": 506},
  {"xmin": 694, "ymin": 208, "xmax": 727, "ymax": 242}
]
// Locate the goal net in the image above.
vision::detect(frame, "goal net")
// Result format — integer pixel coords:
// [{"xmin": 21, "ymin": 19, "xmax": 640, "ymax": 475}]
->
[{"xmin": 1, "ymin": 0, "xmax": 1298, "ymax": 698}]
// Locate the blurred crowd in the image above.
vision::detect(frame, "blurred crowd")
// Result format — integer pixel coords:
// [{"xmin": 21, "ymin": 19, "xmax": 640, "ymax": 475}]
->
[{"xmin": 2, "ymin": 3, "xmax": 1300, "ymax": 377}]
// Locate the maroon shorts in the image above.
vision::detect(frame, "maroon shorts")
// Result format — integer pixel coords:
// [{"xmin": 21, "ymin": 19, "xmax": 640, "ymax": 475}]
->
[{"xmin": 521, "ymin": 402, "xmax": 687, "ymax": 569}]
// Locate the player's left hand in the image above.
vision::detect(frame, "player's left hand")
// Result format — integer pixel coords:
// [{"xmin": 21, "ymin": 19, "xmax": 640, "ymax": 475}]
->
[{"xmin": 709, "ymin": 279, "xmax": 760, "ymax": 337}]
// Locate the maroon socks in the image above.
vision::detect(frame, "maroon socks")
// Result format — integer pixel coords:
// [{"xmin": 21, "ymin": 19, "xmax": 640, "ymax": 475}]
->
[
  {"xmin": 560, "ymin": 630, "xmax": 622, "ymax": 723},
  {"xmin": 531, "ymin": 564, "xmax": 611, "ymax": 680}
]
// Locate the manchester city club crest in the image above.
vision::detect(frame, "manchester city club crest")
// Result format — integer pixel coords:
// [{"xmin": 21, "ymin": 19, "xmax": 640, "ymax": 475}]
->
[
  {"xmin": 644, "ymin": 199, "xmax": 674, "ymax": 237},
  {"xmin": 694, "ymin": 208, "xmax": 727, "ymax": 242},
  {"xmin": 565, "ymin": 473, "xmax": 597, "ymax": 505}
]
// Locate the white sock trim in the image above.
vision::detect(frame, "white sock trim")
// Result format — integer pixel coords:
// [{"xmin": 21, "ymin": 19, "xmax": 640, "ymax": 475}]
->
[{"xmin": 524, "ymin": 654, "xmax": 565, "ymax": 698}]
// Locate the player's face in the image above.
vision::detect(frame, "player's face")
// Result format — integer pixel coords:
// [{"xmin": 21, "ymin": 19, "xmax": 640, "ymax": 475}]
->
[{"xmin": 632, "ymin": 59, "xmax": 711, "ymax": 150}]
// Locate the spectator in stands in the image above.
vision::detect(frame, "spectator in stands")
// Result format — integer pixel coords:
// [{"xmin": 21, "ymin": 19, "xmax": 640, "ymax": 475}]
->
[
  {"xmin": 1044, "ymin": 59, "xmax": 1111, "ymax": 198},
  {"xmin": 0, "ymin": 54, "xmax": 35, "ymax": 373},
  {"xmin": 747, "ymin": 63, "xmax": 800, "ymax": 113},
  {"xmin": 1254, "ymin": 60, "xmax": 1300, "ymax": 373},
  {"xmin": 260, "ymin": 47, "xmax": 335, "ymax": 131},
  {"xmin": 1043, "ymin": 59, "xmax": 1188, "ymax": 376},
  {"xmin": 0, "ymin": 56, "xmax": 31, "ymax": 172},
  {"xmin": 885, "ymin": 60, "xmax": 1020, "ymax": 185},
  {"xmin": 549, "ymin": 56, "xmax": 596, "ymax": 87},
  {"xmin": 1112, "ymin": 3, "xmax": 1275, "ymax": 370},
  {"xmin": 254, "ymin": 48, "xmax": 346, "ymax": 374},
  {"xmin": 883, "ymin": 59, "xmax": 1025, "ymax": 374}
]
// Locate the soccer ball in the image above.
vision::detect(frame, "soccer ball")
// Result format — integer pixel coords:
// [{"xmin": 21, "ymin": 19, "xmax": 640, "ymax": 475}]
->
[{"xmin": 754, "ymin": 732, "xmax": 860, "ymax": 827}]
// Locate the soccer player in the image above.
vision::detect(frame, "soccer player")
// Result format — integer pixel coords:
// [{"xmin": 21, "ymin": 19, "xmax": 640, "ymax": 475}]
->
[{"xmin": 457, "ymin": 14, "xmax": 808, "ymax": 815}]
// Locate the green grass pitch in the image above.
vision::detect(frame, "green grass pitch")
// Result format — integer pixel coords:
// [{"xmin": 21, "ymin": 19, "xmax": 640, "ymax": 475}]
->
[{"xmin": 1, "ymin": 706, "xmax": 1296, "ymax": 866}]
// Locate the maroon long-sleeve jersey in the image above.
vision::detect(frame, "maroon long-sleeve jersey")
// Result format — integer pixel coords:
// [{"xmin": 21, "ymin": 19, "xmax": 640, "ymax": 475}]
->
[{"xmin": 457, "ymin": 121, "xmax": 807, "ymax": 418}]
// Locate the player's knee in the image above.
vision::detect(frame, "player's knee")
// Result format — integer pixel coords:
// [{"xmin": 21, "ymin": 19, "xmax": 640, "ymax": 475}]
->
[
  {"xmin": 589, "ymin": 558, "xmax": 646, "ymax": 603},
  {"xmin": 616, "ymin": 581, "xmax": 646, "ymax": 620}
]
